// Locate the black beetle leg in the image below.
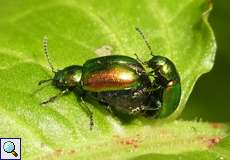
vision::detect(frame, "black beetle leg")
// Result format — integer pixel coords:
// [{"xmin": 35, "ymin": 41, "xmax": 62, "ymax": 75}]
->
[
  {"xmin": 153, "ymin": 100, "xmax": 162, "ymax": 118},
  {"xmin": 143, "ymin": 105, "xmax": 161, "ymax": 112},
  {"xmin": 80, "ymin": 97, "xmax": 94, "ymax": 130},
  {"xmin": 105, "ymin": 105, "xmax": 113, "ymax": 113},
  {"xmin": 40, "ymin": 89, "xmax": 69, "ymax": 105},
  {"xmin": 142, "ymin": 103, "xmax": 161, "ymax": 118}
]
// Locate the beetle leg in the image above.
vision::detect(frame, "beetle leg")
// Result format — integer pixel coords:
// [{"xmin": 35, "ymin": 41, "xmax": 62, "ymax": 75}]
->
[
  {"xmin": 156, "ymin": 100, "xmax": 162, "ymax": 107},
  {"xmin": 105, "ymin": 105, "xmax": 113, "ymax": 113},
  {"xmin": 132, "ymin": 88, "xmax": 147, "ymax": 98},
  {"xmin": 146, "ymin": 86, "xmax": 162, "ymax": 93},
  {"xmin": 40, "ymin": 89, "xmax": 69, "ymax": 105},
  {"xmin": 133, "ymin": 86, "xmax": 161, "ymax": 98},
  {"xmin": 80, "ymin": 97, "xmax": 94, "ymax": 130},
  {"xmin": 153, "ymin": 100, "xmax": 162, "ymax": 117},
  {"xmin": 143, "ymin": 105, "xmax": 161, "ymax": 112},
  {"xmin": 130, "ymin": 106, "xmax": 144, "ymax": 114},
  {"xmin": 130, "ymin": 105, "xmax": 161, "ymax": 115}
]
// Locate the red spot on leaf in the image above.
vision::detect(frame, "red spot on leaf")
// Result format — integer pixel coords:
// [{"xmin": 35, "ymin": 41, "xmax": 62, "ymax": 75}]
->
[
  {"xmin": 210, "ymin": 123, "xmax": 224, "ymax": 129},
  {"xmin": 206, "ymin": 137, "xmax": 221, "ymax": 149},
  {"xmin": 35, "ymin": 149, "xmax": 77, "ymax": 160},
  {"xmin": 68, "ymin": 149, "xmax": 76, "ymax": 154},
  {"xmin": 54, "ymin": 149, "xmax": 64, "ymax": 156},
  {"xmin": 113, "ymin": 134, "xmax": 143, "ymax": 150}
]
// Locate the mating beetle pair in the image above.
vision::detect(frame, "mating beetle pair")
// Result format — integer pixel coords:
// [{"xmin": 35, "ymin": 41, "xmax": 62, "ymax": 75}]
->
[{"xmin": 39, "ymin": 28, "xmax": 181, "ymax": 129}]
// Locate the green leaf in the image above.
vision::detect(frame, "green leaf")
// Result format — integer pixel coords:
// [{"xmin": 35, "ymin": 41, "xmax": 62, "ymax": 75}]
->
[
  {"xmin": 0, "ymin": 0, "xmax": 224, "ymax": 159},
  {"xmin": 180, "ymin": 0, "xmax": 230, "ymax": 122}
]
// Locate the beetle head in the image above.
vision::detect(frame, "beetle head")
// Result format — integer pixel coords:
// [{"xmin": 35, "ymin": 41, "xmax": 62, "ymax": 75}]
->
[
  {"xmin": 147, "ymin": 56, "xmax": 180, "ymax": 82},
  {"xmin": 39, "ymin": 36, "xmax": 82, "ymax": 90},
  {"xmin": 53, "ymin": 65, "xmax": 82, "ymax": 89}
]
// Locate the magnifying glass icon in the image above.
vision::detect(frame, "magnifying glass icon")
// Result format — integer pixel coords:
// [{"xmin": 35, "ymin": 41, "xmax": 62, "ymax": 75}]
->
[{"xmin": 3, "ymin": 141, "xmax": 18, "ymax": 157}]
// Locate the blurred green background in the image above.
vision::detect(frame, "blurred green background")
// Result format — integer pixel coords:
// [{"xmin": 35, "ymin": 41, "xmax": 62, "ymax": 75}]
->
[{"xmin": 181, "ymin": 0, "xmax": 230, "ymax": 122}]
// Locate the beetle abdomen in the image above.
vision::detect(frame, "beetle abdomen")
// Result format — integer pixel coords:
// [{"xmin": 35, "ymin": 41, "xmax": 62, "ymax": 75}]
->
[{"xmin": 82, "ymin": 66, "xmax": 141, "ymax": 92}]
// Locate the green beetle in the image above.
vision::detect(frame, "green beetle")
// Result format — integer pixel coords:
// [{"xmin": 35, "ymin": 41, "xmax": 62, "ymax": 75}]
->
[
  {"xmin": 147, "ymin": 56, "xmax": 181, "ymax": 118},
  {"xmin": 39, "ymin": 28, "xmax": 181, "ymax": 129}
]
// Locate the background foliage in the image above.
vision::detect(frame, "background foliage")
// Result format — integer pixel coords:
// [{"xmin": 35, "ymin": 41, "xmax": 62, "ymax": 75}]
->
[{"xmin": 181, "ymin": 0, "xmax": 230, "ymax": 122}]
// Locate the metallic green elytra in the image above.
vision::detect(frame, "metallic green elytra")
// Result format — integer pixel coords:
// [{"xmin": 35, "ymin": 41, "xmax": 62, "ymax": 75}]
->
[
  {"xmin": 82, "ymin": 55, "xmax": 146, "ymax": 92},
  {"xmin": 147, "ymin": 56, "xmax": 181, "ymax": 118},
  {"xmin": 38, "ymin": 28, "xmax": 181, "ymax": 129}
]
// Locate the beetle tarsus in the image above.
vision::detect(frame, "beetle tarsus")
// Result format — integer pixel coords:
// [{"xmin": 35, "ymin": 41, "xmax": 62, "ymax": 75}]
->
[
  {"xmin": 40, "ymin": 89, "xmax": 69, "ymax": 105},
  {"xmin": 89, "ymin": 114, "xmax": 94, "ymax": 130},
  {"xmin": 40, "ymin": 95, "xmax": 57, "ymax": 105},
  {"xmin": 80, "ymin": 97, "xmax": 94, "ymax": 130}
]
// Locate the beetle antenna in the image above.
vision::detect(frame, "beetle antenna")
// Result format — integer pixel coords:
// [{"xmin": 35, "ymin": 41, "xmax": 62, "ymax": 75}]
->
[
  {"xmin": 135, "ymin": 27, "xmax": 154, "ymax": 57},
  {"xmin": 43, "ymin": 36, "xmax": 56, "ymax": 73}
]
